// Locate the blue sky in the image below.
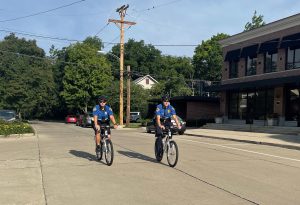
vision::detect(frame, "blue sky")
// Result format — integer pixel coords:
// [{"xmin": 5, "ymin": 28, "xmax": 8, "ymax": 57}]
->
[{"xmin": 0, "ymin": 0, "xmax": 299, "ymax": 57}]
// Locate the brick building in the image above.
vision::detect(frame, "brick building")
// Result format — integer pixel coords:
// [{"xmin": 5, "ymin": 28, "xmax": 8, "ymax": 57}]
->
[
  {"xmin": 217, "ymin": 13, "xmax": 300, "ymax": 126},
  {"xmin": 148, "ymin": 96, "xmax": 219, "ymax": 126}
]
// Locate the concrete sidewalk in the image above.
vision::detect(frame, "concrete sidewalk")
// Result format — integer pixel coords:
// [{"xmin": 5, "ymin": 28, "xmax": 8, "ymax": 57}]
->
[{"xmin": 185, "ymin": 128, "xmax": 300, "ymax": 150}]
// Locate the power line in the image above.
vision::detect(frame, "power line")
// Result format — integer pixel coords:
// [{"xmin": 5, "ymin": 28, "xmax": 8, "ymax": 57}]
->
[
  {"xmin": 95, "ymin": 22, "xmax": 110, "ymax": 36},
  {"xmin": 0, "ymin": 49, "xmax": 121, "ymax": 74},
  {"xmin": 132, "ymin": 0, "xmax": 182, "ymax": 13},
  {"xmin": 0, "ymin": 0, "xmax": 87, "ymax": 23},
  {"xmin": 2, "ymin": 28, "xmax": 299, "ymax": 50},
  {"xmin": 0, "ymin": 28, "xmax": 120, "ymax": 45},
  {"xmin": 0, "ymin": 29, "xmax": 79, "ymax": 42}
]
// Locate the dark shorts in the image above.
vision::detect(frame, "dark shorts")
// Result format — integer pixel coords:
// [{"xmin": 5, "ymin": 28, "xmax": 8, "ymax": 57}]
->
[
  {"xmin": 93, "ymin": 122, "xmax": 111, "ymax": 135},
  {"xmin": 155, "ymin": 120, "xmax": 172, "ymax": 137}
]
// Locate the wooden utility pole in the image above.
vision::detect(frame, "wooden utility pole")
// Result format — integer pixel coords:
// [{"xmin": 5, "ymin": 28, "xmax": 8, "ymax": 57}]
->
[
  {"xmin": 108, "ymin": 4, "xmax": 136, "ymax": 126},
  {"xmin": 126, "ymin": 65, "xmax": 131, "ymax": 127}
]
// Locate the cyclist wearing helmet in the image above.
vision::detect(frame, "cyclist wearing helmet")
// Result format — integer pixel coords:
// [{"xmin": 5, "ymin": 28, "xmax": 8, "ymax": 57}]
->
[
  {"xmin": 155, "ymin": 95, "xmax": 181, "ymax": 156},
  {"xmin": 93, "ymin": 96, "xmax": 118, "ymax": 153}
]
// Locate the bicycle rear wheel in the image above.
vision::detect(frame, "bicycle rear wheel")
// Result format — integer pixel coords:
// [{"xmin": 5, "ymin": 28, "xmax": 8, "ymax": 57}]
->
[
  {"xmin": 167, "ymin": 140, "xmax": 178, "ymax": 167},
  {"xmin": 105, "ymin": 139, "xmax": 114, "ymax": 166},
  {"xmin": 154, "ymin": 138, "xmax": 163, "ymax": 162}
]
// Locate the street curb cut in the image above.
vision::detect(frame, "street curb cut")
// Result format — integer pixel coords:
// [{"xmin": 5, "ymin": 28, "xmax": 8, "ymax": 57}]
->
[{"xmin": 185, "ymin": 133, "xmax": 300, "ymax": 151}]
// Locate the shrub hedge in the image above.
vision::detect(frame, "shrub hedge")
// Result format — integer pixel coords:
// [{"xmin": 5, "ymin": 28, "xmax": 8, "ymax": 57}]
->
[{"xmin": 0, "ymin": 120, "xmax": 34, "ymax": 136}]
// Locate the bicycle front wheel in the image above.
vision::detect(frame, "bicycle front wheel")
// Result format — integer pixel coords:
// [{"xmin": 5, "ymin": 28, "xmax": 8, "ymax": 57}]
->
[
  {"xmin": 105, "ymin": 139, "xmax": 114, "ymax": 166},
  {"xmin": 167, "ymin": 140, "xmax": 178, "ymax": 167}
]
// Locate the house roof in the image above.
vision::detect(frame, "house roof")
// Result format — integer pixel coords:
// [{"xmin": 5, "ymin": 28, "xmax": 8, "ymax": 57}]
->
[
  {"xmin": 219, "ymin": 12, "xmax": 300, "ymax": 48},
  {"xmin": 133, "ymin": 75, "xmax": 158, "ymax": 84}
]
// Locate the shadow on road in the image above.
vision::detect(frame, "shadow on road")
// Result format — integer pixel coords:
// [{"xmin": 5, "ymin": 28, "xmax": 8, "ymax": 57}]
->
[
  {"xmin": 69, "ymin": 150, "xmax": 105, "ymax": 164},
  {"xmin": 118, "ymin": 150, "xmax": 157, "ymax": 163}
]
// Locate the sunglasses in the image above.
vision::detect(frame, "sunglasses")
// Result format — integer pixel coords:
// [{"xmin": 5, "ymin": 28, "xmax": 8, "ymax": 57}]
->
[
  {"xmin": 163, "ymin": 100, "xmax": 169, "ymax": 102},
  {"xmin": 99, "ymin": 101, "xmax": 107, "ymax": 103}
]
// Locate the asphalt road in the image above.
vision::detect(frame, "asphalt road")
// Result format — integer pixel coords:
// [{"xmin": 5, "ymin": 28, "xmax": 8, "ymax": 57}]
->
[{"xmin": 1, "ymin": 121, "xmax": 300, "ymax": 205}]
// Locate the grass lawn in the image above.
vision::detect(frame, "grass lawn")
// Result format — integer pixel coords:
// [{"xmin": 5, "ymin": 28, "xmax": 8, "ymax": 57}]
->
[{"xmin": 124, "ymin": 122, "xmax": 143, "ymax": 128}]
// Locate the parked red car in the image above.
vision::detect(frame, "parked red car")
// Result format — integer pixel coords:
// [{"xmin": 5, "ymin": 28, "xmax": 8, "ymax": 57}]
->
[{"xmin": 65, "ymin": 115, "xmax": 77, "ymax": 124}]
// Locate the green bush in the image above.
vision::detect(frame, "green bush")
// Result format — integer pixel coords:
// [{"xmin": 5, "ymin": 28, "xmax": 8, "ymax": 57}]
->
[
  {"xmin": 140, "ymin": 118, "xmax": 152, "ymax": 127},
  {"xmin": 0, "ymin": 120, "xmax": 34, "ymax": 136}
]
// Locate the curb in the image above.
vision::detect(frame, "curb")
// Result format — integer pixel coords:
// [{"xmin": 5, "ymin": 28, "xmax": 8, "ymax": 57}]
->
[
  {"xmin": 0, "ymin": 133, "xmax": 35, "ymax": 139},
  {"xmin": 185, "ymin": 133, "xmax": 300, "ymax": 151}
]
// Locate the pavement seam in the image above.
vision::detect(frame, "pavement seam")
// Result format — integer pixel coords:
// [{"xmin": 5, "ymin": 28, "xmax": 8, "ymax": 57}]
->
[
  {"xmin": 174, "ymin": 168, "xmax": 260, "ymax": 205},
  {"xmin": 185, "ymin": 133, "xmax": 300, "ymax": 151},
  {"xmin": 114, "ymin": 140, "xmax": 260, "ymax": 204},
  {"xmin": 34, "ymin": 127, "xmax": 48, "ymax": 205}
]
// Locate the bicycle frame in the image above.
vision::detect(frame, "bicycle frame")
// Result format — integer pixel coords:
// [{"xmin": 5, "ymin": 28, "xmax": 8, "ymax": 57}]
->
[
  {"xmin": 99, "ymin": 125, "xmax": 110, "ymax": 153},
  {"xmin": 162, "ymin": 125, "xmax": 173, "ymax": 153}
]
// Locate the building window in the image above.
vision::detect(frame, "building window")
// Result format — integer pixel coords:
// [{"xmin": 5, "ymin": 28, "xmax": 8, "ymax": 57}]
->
[
  {"xmin": 228, "ymin": 89, "xmax": 274, "ymax": 120},
  {"xmin": 286, "ymin": 47, "xmax": 300, "ymax": 70},
  {"xmin": 264, "ymin": 52, "xmax": 277, "ymax": 73},
  {"xmin": 146, "ymin": 78, "xmax": 149, "ymax": 84},
  {"xmin": 228, "ymin": 92, "xmax": 239, "ymax": 119},
  {"xmin": 239, "ymin": 92, "xmax": 248, "ymax": 120},
  {"xmin": 229, "ymin": 61, "xmax": 238, "ymax": 78},
  {"xmin": 245, "ymin": 56, "xmax": 257, "ymax": 76},
  {"xmin": 286, "ymin": 88, "xmax": 300, "ymax": 121}
]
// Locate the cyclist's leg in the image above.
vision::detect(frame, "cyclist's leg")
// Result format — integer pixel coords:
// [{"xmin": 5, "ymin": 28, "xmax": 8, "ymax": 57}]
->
[
  {"xmin": 155, "ymin": 125, "xmax": 163, "ymax": 154},
  {"xmin": 94, "ymin": 123, "xmax": 102, "ymax": 151}
]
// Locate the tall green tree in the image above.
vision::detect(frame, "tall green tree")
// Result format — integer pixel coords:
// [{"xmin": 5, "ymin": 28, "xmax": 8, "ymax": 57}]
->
[
  {"xmin": 0, "ymin": 34, "xmax": 57, "ymax": 119},
  {"xmin": 193, "ymin": 33, "xmax": 229, "ymax": 81},
  {"xmin": 60, "ymin": 37, "xmax": 112, "ymax": 112},
  {"xmin": 244, "ymin": 10, "xmax": 266, "ymax": 31},
  {"xmin": 110, "ymin": 39, "xmax": 162, "ymax": 78}
]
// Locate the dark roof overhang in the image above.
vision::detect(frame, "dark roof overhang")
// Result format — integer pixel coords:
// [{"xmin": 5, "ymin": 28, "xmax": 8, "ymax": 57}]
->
[{"xmin": 206, "ymin": 75, "xmax": 300, "ymax": 91}]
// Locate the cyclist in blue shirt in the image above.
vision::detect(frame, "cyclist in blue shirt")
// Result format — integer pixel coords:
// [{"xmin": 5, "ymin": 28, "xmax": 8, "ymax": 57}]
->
[
  {"xmin": 155, "ymin": 95, "xmax": 181, "ymax": 156},
  {"xmin": 93, "ymin": 96, "xmax": 118, "ymax": 153}
]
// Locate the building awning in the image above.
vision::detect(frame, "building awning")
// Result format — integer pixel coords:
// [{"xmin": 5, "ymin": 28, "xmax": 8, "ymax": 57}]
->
[
  {"xmin": 280, "ymin": 32, "xmax": 300, "ymax": 49},
  {"xmin": 240, "ymin": 44, "xmax": 259, "ymax": 58},
  {"xmin": 148, "ymin": 96, "xmax": 219, "ymax": 103},
  {"xmin": 224, "ymin": 49, "xmax": 241, "ymax": 61},
  {"xmin": 258, "ymin": 38, "xmax": 279, "ymax": 54},
  {"xmin": 206, "ymin": 75, "xmax": 300, "ymax": 92}
]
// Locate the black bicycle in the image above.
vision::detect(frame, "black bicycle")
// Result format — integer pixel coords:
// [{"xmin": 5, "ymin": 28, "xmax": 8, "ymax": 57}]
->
[
  {"xmin": 96, "ymin": 125, "xmax": 114, "ymax": 166},
  {"xmin": 154, "ymin": 122, "xmax": 179, "ymax": 167}
]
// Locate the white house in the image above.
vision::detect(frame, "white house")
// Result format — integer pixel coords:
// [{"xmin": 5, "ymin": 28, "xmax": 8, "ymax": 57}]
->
[{"xmin": 133, "ymin": 75, "xmax": 158, "ymax": 89}]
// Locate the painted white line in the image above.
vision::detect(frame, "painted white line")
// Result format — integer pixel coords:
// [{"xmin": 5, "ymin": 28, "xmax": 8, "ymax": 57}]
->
[
  {"xmin": 218, "ymin": 144, "xmax": 253, "ymax": 146},
  {"xmin": 178, "ymin": 138, "xmax": 300, "ymax": 163}
]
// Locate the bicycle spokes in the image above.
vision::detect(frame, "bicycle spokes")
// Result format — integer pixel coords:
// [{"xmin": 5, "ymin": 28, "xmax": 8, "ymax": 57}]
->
[{"xmin": 167, "ymin": 141, "xmax": 178, "ymax": 167}]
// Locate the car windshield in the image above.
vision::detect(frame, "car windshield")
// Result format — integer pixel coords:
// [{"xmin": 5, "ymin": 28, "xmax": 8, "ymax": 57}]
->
[{"xmin": 0, "ymin": 110, "xmax": 16, "ymax": 120}]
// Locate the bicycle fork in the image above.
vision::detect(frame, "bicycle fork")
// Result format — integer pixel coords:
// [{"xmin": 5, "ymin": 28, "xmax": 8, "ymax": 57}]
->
[{"xmin": 163, "ymin": 133, "xmax": 172, "ymax": 154}]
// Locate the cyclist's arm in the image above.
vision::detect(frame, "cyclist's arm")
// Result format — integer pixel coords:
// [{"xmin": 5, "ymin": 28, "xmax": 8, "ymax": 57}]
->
[
  {"xmin": 94, "ymin": 115, "xmax": 100, "ymax": 130},
  {"xmin": 172, "ymin": 115, "xmax": 181, "ymax": 129},
  {"xmin": 109, "ymin": 115, "xmax": 117, "ymax": 125},
  {"xmin": 156, "ymin": 115, "xmax": 165, "ymax": 129}
]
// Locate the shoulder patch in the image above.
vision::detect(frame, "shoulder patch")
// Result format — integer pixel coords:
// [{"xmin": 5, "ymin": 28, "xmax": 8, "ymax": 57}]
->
[
  {"xmin": 93, "ymin": 107, "xmax": 96, "ymax": 112},
  {"xmin": 156, "ymin": 108, "xmax": 160, "ymax": 112},
  {"xmin": 109, "ymin": 108, "xmax": 112, "ymax": 111}
]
